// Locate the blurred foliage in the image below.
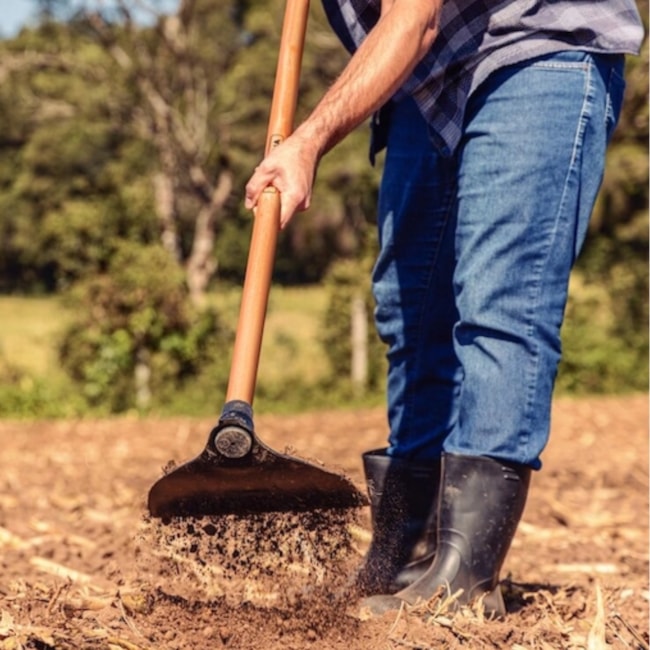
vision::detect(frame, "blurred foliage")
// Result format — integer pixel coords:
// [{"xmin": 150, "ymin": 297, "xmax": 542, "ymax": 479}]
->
[
  {"xmin": 58, "ymin": 241, "xmax": 232, "ymax": 412},
  {"xmin": 0, "ymin": 0, "xmax": 376, "ymax": 294},
  {"xmin": 320, "ymin": 234, "xmax": 385, "ymax": 394},
  {"xmin": 0, "ymin": 0, "xmax": 646, "ymax": 415},
  {"xmin": 0, "ymin": 355, "xmax": 84, "ymax": 418}
]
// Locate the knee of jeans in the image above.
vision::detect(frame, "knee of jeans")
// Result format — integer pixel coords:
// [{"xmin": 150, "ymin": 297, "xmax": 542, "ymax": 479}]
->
[{"xmin": 372, "ymin": 292, "xmax": 400, "ymax": 345}]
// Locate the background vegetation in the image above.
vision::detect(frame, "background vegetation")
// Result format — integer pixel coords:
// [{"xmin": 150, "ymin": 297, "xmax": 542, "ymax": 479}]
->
[{"xmin": 0, "ymin": 0, "xmax": 646, "ymax": 417}]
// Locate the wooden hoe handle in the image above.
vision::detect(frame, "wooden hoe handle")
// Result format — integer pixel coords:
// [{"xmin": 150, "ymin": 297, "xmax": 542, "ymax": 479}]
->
[{"xmin": 226, "ymin": 0, "xmax": 310, "ymax": 404}]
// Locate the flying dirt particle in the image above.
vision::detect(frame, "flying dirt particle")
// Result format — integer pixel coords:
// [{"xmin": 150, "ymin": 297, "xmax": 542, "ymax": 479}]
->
[
  {"xmin": 162, "ymin": 460, "xmax": 177, "ymax": 474},
  {"xmin": 202, "ymin": 524, "xmax": 217, "ymax": 536},
  {"xmin": 137, "ymin": 508, "xmax": 363, "ymax": 612}
]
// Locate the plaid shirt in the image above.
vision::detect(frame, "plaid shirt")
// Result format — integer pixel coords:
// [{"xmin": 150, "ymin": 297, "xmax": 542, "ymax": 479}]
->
[{"xmin": 321, "ymin": 0, "xmax": 644, "ymax": 155}]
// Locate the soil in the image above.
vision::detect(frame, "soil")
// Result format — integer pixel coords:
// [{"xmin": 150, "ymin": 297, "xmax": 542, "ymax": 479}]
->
[{"xmin": 0, "ymin": 394, "xmax": 647, "ymax": 650}]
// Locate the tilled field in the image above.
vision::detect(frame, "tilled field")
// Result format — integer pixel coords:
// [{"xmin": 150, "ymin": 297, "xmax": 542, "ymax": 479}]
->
[{"xmin": 0, "ymin": 395, "xmax": 648, "ymax": 649}]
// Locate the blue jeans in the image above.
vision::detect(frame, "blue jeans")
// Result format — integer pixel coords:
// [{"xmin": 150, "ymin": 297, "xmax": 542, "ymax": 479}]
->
[{"xmin": 372, "ymin": 51, "xmax": 625, "ymax": 469}]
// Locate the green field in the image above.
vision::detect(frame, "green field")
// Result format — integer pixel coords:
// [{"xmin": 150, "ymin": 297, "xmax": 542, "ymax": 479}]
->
[
  {"xmin": 0, "ymin": 286, "xmax": 331, "ymax": 387},
  {"xmin": 210, "ymin": 283, "xmax": 330, "ymax": 386},
  {"xmin": 0, "ymin": 296, "xmax": 71, "ymax": 376},
  {"xmin": 1, "ymin": 278, "xmax": 646, "ymax": 418}
]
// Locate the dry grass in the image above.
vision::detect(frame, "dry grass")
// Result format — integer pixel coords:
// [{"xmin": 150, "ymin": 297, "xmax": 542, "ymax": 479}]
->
[
  {"xmin": 381, "ymin": 582, "xmax": 649, "ymax": 650},
  {"xmin": 0, "ymin": 388, "xmax": 646, "ymax": 650}
]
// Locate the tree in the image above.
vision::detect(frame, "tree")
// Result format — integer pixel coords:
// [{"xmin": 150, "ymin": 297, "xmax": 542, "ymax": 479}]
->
[
  {"xmin": 0, "ymin": 0, "xmax": 381, "ymax": 294},
  {"xmin": 79, "ymin": 0, "xmax": 243, "ymax": 304},
  {"xmin": 58, "ymin": 240, "xmax": 232, "ymax": 412},
  {"xmin": 0, "ymin": 21, "xmax": 160, "ymax": 292}
]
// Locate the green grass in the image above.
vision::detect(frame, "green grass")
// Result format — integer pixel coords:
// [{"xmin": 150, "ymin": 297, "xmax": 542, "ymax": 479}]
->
[
  {"xmin": 0, "ymin": 280, "xmax": 645, "ymax": 418},
  {"xmin": 263, "ymin": 285, "xmax": 329, "ymax": 384},
  {"xmin": 0, "ymin": 296, "xmax": 71, "ymax": 376},
  {"xmin": 211, "ymin": 283, "xmax": 330, "ymax": 386}
]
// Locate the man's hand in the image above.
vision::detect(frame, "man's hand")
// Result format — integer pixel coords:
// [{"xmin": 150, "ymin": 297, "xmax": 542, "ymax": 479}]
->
[{"xmin": 244, "ymin": 129, "xmax": 319, "ymax": 229}]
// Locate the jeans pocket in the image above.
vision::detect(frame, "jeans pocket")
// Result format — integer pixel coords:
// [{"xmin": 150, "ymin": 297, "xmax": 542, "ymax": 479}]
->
[{"xmin": 606, "ymin": 65, "xmax": 626, "ymax": 141}]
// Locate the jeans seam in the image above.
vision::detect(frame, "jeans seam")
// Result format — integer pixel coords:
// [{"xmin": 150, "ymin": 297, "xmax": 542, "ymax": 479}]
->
[
  {"xmin": 521, "ymin": 59, "xmax": 593, "ymax": 456},
  {"xmin": 528, "ymin": 61, "xmax": 590, "ymax": 71},
  {"xmin": 405, "ymin": 178, "xmax": 457, "ymax": 442}
]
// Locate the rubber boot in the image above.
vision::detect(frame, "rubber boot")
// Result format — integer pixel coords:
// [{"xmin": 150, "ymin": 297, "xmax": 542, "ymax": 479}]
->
[
  {"xmin": 355, "ymin": 449, "xmax": 441, "ymax": 595},
  {"xmin": 363, "ymin": 453, "xmax": 531, "ymax": 616}
]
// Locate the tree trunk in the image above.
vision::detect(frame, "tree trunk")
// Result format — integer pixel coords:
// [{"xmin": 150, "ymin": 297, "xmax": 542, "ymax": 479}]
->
[
  {"xmin": 350, "ymin": 292, "xmax": 368, "ymax": 395},
  {"xmin": 185, "ymin": 168, "xmax": 233, "ymax": 306},
  {"xmin": 153, "ymin": 170, "xmax": 181, "ymax": 262},
  {"xmin": 86, "ymin": 4, "xmax": 236, "ymax": 308},
  {"xmin": 134, "ymin": 347, "xmax": 152, "ymax": 411}
]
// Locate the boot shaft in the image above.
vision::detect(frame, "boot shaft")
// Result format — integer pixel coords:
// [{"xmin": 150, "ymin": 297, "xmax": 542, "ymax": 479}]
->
[
  {"xmin": 358, "ymin": 449, "xmax": 441, "ymax": 593},
  {"xmin": 437, "ymin": 453, "xmax": 531, "ymax": 586},
  {"xmin": 363, "ymin": 449, "xmax": 441, "ymax": 552}
]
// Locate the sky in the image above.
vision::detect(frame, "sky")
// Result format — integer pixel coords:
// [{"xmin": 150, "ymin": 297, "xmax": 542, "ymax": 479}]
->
[
  {"xmin": 2, "ymin": 0, "xmax": 38, "ymax": 37},
  {"xmin": 1, "ymin": 0, "xmax": 180, "ymax": 38}
]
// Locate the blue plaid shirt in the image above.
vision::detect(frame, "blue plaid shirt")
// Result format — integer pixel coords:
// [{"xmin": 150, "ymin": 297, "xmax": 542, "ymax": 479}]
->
[{"xmin": 321, "ymin": 0, "xmax": 644, "ymax": 155}]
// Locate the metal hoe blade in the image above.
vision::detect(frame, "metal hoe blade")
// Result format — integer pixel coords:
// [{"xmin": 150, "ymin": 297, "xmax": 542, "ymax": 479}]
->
[{"xmin": 148, "ymin": 401, "xmax": 367, "ymax": 518}]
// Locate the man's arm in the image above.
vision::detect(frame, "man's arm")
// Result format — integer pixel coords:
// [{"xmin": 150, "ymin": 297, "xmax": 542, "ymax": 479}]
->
[{"xmin": 245, "ymin": 0, "xmax": 442, "ymax": 227}]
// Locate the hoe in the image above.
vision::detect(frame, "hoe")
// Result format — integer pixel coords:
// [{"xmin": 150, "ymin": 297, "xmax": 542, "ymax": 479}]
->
[{"xmin": 147, "ymin": 0, "xmax": 367, "ymax": 519}]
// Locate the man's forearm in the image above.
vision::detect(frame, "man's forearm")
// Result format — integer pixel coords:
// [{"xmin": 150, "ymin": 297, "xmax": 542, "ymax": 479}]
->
[
  {"xmin": 244, "ymin": 0, "xmax": 441, "ymax": 226},
  {"xmin": 296, "ymin": 0, "xmax": 442, "ymax": 158}
]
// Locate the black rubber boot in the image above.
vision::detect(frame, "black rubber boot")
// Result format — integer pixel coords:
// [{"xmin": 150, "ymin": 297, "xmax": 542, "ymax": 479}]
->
[
  {"xmin": 355, "ymin": 449, "xmax": 441, "ymax": 595},
  {"xmin": 363, "ymin": 453, "xmax": 531, "ymax": 616}
]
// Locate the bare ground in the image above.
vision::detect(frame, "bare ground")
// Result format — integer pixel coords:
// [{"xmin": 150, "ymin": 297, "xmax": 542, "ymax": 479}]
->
[{"xmin": 0, "ymin": 394, "xmax": 648, "ymax": 649}]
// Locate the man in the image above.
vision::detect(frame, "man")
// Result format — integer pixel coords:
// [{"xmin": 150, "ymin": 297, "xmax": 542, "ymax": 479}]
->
[{"xmin": 245, "ymin": 0, "xmax": 644, "ymax": 616}]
